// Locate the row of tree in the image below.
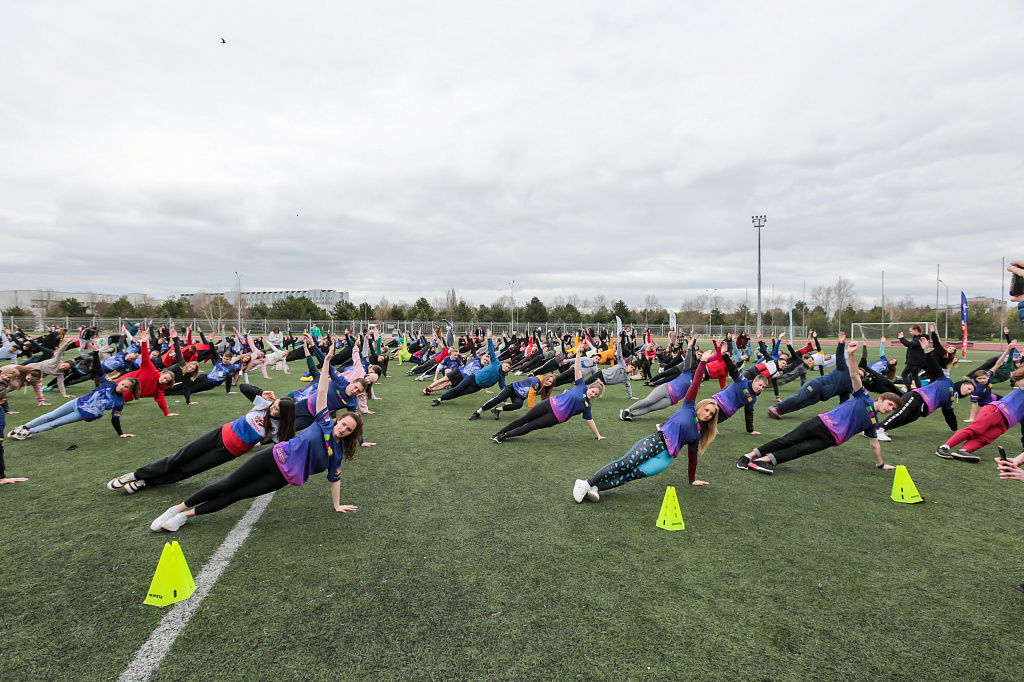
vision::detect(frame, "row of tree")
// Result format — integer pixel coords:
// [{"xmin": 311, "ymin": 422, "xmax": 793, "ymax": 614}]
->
[{"xmin": 6, "ymin": 280, "xmax": 1019, "ymax": 339}]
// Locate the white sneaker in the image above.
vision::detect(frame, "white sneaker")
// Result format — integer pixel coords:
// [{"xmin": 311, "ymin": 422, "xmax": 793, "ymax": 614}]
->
[
  {"xmin": 572, "ymin": 479, "xmax": 590, "ymax": 503},
  {"xmin": 107, "ymin": 472, "xmax": 135, "ymax": 490},
  {"xmin": 161, "ymin": 512, "xmax": 188, "ymax": 532},
  {"xmin": 8, "ymin": 429, "xmax": 26, "ymax": 440},
  {"xmin": 150, "ymin": 507, "xmax": 178, "ymax": 532},
  {"xmin": 587, "ymin": 485, "xmax": 600, "ymax": 502},
  {"xmin": 123, "ymin": 479, "xmax": 145, "ymax": 494},
  {"xmin": 875, "ymin": 428, "xmax": 891, "ymax": 442}
]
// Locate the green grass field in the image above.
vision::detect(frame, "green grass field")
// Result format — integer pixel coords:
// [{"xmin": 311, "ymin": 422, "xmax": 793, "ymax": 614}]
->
[{"xmin": 2, "ymin": 350, "xmax": 1022, "ymax": 681}]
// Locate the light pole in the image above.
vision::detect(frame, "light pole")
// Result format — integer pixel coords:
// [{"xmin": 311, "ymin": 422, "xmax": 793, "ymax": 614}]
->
[
  {"xmin": 509, "ymin": 280, "xmax": 515, "ymax": 332},
  {"xmin": 938, "ymin": 279, "xmax": 949, "ymax": 339},
  {"xmin": 234, "ymin": 271, "xmax": 244, "ymax": 332},
  {"xmin": 705, "ymin": 288, "xmax": 718, "ymax": 334},
  {"xmin": 752, "ymin": 215, "xmax": 766, "ymax": 331}
]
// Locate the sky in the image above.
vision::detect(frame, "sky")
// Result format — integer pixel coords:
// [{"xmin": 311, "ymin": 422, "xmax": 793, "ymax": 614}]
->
[{"xmin": 2, "ymin": 1, "xmax": 1022, "ymax": 314}]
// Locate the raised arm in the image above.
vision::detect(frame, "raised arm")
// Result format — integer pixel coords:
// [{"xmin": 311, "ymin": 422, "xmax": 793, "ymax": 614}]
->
[
  {"xmin": 846, "ymin": 341, "xmax": 862, "ymax": 393},
  {"xmin": 314, "ymin": 344, "xmax": 336, "ymax": 414}
]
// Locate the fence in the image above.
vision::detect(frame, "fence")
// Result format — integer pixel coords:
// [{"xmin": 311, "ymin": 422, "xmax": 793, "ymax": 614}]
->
[{"xmin": 6, "ymin": 316, "xmax": 811, "ymax": 341}]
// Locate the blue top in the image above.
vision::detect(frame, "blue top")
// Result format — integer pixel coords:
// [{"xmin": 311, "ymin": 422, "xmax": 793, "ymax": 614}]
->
[
  {"xmin": 913, "ymin": 377, "xmax": 955, "ymax": 415},
  {"xmin": 272, "ymin": 407, "xmax": 344, "ymax": 485},
  {"xmin": 818, "ymin": 387, "xmax": 877, "ymax": 444},
  {"xmin": 658, "ymin": 398, "xmax": 700, "ymax": 458},
  {"xmin": 512, "ymin": 376, "xmax": 540, "ymax": 399},
  {"xmin": 712, "ymin": 375, "xmax": 758, "ymax": 418},
  {"xmin": 550, "ymin": 378, "xmax": 592, "ymax": 423},
  {"xmin": 75, "ymin": 380, "xmax": 125, "ymax": 422},
  {"xmin": 471, "ymin": 339, "xmax": 506, "ymax": 389},
  {"xmin": 995, "ymin": 389, "xmax": 1024, "ymax": 427}
]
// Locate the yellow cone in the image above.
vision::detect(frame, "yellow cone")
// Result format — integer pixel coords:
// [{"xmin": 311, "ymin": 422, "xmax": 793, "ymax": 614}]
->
[
  {"xmin": 890, "ymin": 465, "xmax": 924, "ymax": 504},
  {"xmin": 656, "ymin": 486, "xmax": 685, "ymax": 531},
  {"xmin": 144, "ymin": 541, "xmax": 196, "ymax": 607}
]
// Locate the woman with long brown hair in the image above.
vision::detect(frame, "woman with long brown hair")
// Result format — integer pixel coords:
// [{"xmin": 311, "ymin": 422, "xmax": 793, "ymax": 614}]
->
[
  {"xmin": 150, "ymin": 344, "xmax": 364, "ymax": 532},
  {"xmin": 573, "ymin": 349, "xmax": 719, "ymax": 503}
]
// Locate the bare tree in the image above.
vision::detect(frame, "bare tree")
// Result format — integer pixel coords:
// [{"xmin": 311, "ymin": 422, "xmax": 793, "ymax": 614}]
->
[
  {"xmin": 832, "ymin": 276, "xmax": 858, "ymax": 330},
  {"xmin": 550, "ymin": 295, "xmax": 566, "ymax": 308},
  {"xmin": 375, "ymin": 296, "xmax": 390, "ymax": 320},
  {"xmin": 445, "ymin": 288, "xmax": 458, "ymax": 314},
  {"xmin": 643, "ymin": 294, "xmax": 662, "ymax": 311},
  {"xmin": 193, "ymin": 291, "xmax": 235, "ymax": 330},
  {"xmin": 565, "ymin": 294, "xmax": 582, "ymax": 309},
  {"xmin": 811, "ymin": 284, "xmax": 835, "ymax": 319}
]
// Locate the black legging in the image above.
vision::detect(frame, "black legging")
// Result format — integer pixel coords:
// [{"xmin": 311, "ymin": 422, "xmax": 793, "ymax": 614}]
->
[
  {"xmin": 496, "ymin": 400, "xmax": 560, "ymax": 439},
  {"xmin": 901, "ymin": 364, "xmax": 924, "ymax": 389},
  {"xmin": 165, "ymin": 373, "xmax": 230, "ymax": 395},
  {"xmin": 648, "ymin": 366, "xmax": 682, "ymax": 387},
  {"xmin": 479, "ymin": 385, "xmax": 526, "ymax": 412},
  {"xmin": 135, "ymin": 426, "xmax": 235, "ymax": 487},
  {"xmin": 531, "ymin": 356, "xmax": 567, "ymax": 376},
  {"xmin": 184, "ymin": 446, "xmax": 288, "ymax": 516},
  {"xmin": 756, "ymin": 417, "xmax": 835, "ymax": 465}
]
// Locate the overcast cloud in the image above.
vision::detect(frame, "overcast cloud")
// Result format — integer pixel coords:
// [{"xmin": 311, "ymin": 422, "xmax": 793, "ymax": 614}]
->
[{"xmin": 1, "ymin": 1, "xmax": 1021, "ymax": 313}]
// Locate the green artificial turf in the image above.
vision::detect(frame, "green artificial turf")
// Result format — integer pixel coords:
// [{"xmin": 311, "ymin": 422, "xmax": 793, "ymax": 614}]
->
[{"xmin": 1, "ymin": 351, "xmax": 1022, "ymax": 681}]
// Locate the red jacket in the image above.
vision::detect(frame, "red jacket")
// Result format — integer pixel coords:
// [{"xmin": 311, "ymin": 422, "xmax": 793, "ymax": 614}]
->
[{"xmin": 119, "ymin": 341, "xmax": 170, "ymax": 416}]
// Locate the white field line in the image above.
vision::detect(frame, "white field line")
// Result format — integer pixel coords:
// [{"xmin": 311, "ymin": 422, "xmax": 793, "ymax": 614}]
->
[{"xmin": 118, "ymin": 492, "xmax": 275, "ymax": 682}]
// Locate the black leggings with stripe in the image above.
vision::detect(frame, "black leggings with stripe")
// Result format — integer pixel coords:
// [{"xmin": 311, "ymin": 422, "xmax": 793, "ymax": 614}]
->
[{"xmin": 184, "ymin": 447, "xmax": 288, "ymax": 516}]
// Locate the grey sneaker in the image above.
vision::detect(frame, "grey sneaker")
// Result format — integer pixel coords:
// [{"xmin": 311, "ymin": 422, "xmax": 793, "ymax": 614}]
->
[
  {"xmin": 491, "ymin": 407, "xmax": 501, "ymax": 420},
  {"xmin": 123, "ymin": 479, "xmax": 146, "ymax": 494},
  {"xmin": 935, "ymin": 445, "xmax": 953, "ymax": 459},
  {"xmin": 150, "ymin": 507, "xmax": 178, "ymax": 532},
  {"xmin": 107, "ymin": 472, "xmax": 135, "ymax": 490},
  {"xmin": 161, "ymin": 512, "xmax": 189, "ymax": 532},
  {"xmin": 875, "ymin": 428, "xmax": 891, "ymax": 442},
  {"xmin": 572, "ymin": 479, "xmax": 589, "ymax": 503}
]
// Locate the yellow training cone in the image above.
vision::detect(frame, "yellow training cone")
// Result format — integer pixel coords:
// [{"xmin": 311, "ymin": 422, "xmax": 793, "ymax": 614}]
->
[
  {"xmin": 144, "ymin": 541, "xmax": 196, "ymax": 607},
  {"xmin": 890, "ymin": 465, "xmax": 924, "ymax": 504},
  {"xmin": 656, "ymin": 486, "xmax": 685, "ymax": 531}
]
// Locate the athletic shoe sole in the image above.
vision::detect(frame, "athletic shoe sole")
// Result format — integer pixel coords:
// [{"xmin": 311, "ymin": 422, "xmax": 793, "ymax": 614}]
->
[
  {"xmin": 952, "ymin": 449, "xmax": 981, "ymax": 463},
  {"xmin": 935, "ymin": 447, "xmax": 954, "ymax": 459},
  {"xmin": 747, "ymin": 461, "xmax": 774, "ymax": 475}
]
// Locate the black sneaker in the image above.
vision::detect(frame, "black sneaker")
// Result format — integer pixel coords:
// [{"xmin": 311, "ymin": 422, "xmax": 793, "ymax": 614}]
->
[
  {"xmin": 935, "ymin": 445, "xmax": 953, "ymax": 459},
  {"xmin": 468, "ymin": 412, "xmax": 480, "ymax": 421},
  {"xmin": 952, "ymin": 448, "xmax": 980, "ymax": 463},
  {"xmin": 736, "ymin": 455, "xmax": 751, "ymax": 470},
  {"xmin": 491, "ymin": 434, "xmax": 504, "ymax": 444},
  {"xmin": 491, "ymin": 407, "xmax": 501, "ymax": 420},
  {"xmin": 619, "ymin": 409, "xmax": 632, "ymax": 422},
  {"xmin": 747, "ymin": 459, "xmax": 774, "ymax": 475},
  {"xmin": 431, "ymin": 398, "xmax": 441, "ymax": 407}
]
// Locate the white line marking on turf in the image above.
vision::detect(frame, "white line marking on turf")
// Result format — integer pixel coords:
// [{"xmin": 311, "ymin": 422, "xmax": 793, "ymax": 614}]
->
[{"xmin": 118, "ymin": 492, "xmax": 275, "ymax": 682}]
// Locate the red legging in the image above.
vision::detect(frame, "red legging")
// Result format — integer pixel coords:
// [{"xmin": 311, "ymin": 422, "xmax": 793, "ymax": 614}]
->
[{"xmin": 944, "ymin": 405, "xmax": 1008, "ymax": 452}]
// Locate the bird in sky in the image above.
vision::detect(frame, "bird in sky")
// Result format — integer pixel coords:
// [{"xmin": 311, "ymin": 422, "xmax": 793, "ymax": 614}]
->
[{"xmin": 220, "ymin": 38, "xmax": 226, "ymax": 43}]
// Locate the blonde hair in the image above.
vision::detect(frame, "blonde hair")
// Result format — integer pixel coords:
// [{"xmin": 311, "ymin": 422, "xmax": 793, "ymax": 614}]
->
[
  {"xmin": 694, "ymin": 398, "xmax": 719, "ymax": 455},
  {"xmin": 588, "ymin": 380, "xmax": 605, "ymax": 397}
]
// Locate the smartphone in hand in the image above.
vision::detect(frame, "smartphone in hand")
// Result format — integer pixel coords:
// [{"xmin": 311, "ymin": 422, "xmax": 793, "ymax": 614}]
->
[{"xmin": 998, "ymin": 446, "xmax": 1008, "ymax": 461}]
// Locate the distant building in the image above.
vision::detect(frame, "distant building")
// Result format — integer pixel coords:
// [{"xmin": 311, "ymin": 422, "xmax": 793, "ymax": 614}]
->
[
  {"xmin": 0, "ymin": 289, "xmax": 150, "ymax": 315},
  {"xmin": 965, "ymin": 295, "xmax": 1005, "ymax": 310},
  {"xmin": 179, "ymin": 289, "xmax": 349, "ymax": 312}
]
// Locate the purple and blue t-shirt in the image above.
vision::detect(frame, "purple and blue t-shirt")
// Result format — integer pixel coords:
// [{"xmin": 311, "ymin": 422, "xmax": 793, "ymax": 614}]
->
[
  {"xmin": 75, "ymin": 380, "xmax": 125, "ymax": 422},
  {"xmin": 658, "ymin": 398, "xmax": 700, "ymax": 458},
  {"xmin": 912, "ymin": 377, "xmax": 955, "ymax": 416},
  {"xmin": 818, "ymin": 387, "xmax": 877, "ymax": 445},
  {"xmin": 712, "ymin": 376, "xmax": 758, "ymax": 418},
  {"xmin": 550, "ymin": 378, "xmax": 592, "ymax": 423},
  {"xmin": 994, "ymin": 389, "xmax": 1024, "ymax": 427},
  {"xmin": 512, "ymin": 376, "xmax": 540, "ymax": 399},
  {"xmin": 665, "ymin": 371, "xmax": 694, "ymax": 405},
  {"xmin": 272, "ymin": 407, "xmax": 343, "ymax": 486}
]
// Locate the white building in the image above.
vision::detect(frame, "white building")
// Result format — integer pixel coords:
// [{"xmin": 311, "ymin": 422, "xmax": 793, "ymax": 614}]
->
[{"xmin": 179, "ymin": 289, "xmax": 349, "ymax": 311}]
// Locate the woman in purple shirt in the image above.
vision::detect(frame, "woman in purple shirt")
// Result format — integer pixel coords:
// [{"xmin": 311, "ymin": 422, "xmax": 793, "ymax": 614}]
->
[
  {"xmin": 150, "ymin": 345, "xmax": 364, "ymax": 532},
  {"xmin": 492, "ymin": 345, "xmax": 605, "ymax": 443}
]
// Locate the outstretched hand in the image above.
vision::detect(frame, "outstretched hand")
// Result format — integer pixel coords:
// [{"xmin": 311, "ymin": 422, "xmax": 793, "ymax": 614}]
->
[{"xmin": 334, "ymin": 504, "xmax": 359, "ymax": 513}]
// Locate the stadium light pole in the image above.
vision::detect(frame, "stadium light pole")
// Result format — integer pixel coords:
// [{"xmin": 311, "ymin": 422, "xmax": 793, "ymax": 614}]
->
[
  {"xmin": 705, "ymin": 288, "xmax": 717, "ymax": 334},
  {"xmin": 938, "ymin": 279, "xmax": 949, "ymax": 339},
  {"xmin": 752, "ymin": 215, "xmax": 766, "ymax": 331},
  {"xmin": 509, "ymin": 280, "xmax": 515, "ymax": 331},
  {"xmin": 234, "ymin": 271, "xmax": 244, "ymax": 331}
]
